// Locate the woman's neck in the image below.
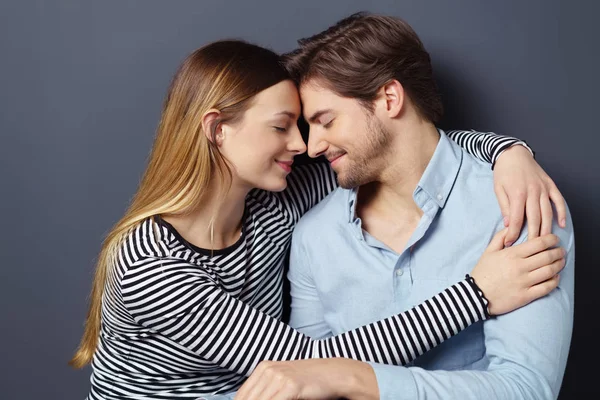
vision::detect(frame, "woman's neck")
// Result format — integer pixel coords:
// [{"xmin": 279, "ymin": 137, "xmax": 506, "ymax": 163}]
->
[{"xmin": 162, "ymin": 180, "xmax": 249, "ymax": 251}]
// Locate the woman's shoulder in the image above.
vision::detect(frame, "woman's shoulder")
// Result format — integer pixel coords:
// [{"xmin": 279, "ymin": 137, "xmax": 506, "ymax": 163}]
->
[{"xmin": 117, "ymin": 217, "xmax": 174, "ymax": 267}]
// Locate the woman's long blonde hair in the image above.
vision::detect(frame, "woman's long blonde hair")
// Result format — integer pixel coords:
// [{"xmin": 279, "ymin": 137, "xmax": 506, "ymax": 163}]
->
[{"xmin": 69, "ymin": 40, "xmax": 291, "ymax": 368}]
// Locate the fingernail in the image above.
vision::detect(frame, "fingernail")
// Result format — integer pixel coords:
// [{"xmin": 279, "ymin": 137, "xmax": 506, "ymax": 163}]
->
[
  {"xmin": 503, "ymin": 216, "xmax": 509, "ymax": 226},
  {"xmin": 560, "ymin": 218, "xmax": 566, "ymax": 228},
  {"xmin": 505, "ymin": 241, "xmax": 514, "ymax": 247}
]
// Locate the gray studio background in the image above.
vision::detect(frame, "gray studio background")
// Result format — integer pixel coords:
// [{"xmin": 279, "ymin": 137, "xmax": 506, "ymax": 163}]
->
[{"xmin": 1, "ymin": 0, "xmax": 598, "ymax": 398}]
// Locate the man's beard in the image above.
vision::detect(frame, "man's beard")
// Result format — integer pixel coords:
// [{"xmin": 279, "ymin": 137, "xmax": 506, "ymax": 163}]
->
[{"xmin": 337, "ymin": 114, "xmax": 392, "ymax": 189}]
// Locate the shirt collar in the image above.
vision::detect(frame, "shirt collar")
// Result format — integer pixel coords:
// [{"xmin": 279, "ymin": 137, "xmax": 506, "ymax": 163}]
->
[
  {"xmin": 415, "ymin": 129, "xmax": 462, "ymax": 209},
  {"xmin": 348, "ymin": 187, "xmax": 359, "ymax": 223},
  {"xmin": 346, "ymin": 129, "xmax": 462, "ymax": 222}
]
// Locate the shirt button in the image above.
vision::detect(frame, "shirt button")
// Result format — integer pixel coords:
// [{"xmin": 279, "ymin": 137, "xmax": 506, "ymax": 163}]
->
[
  {"xmin": 396, "ymin": 269, "xmax": 404, "ymax": 276},
  {"xmin": 437, "ymin": 194, "xmax": 443, "ymax": 202}
]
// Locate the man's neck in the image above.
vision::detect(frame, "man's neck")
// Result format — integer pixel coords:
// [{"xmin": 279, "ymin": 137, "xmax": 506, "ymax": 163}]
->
[
  {"xmin": 360, "ymin": 122, "xmax": 440, "ymax": 218},
  {"xmin": 355, "ymin": 121, "xmax": 440, "ymax": 254}
]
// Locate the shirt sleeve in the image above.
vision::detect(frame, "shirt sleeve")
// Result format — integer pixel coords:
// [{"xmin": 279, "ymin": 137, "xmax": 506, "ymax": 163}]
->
[
  {"xmin": 122, "ymin": 257, "xmax": 490, "ymax": 378},
  {"xmin": 287, "ymin": 233, "xmax": 335, "ymax": 340},
  {"xmin": 369, "ymin": 217, "xmax": 575, "ymax": 400}
]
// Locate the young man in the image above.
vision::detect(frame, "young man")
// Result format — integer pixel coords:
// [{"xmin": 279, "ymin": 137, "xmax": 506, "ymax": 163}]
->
[{"xmin": 236, "ymin": 12, "xmax": 574, "ymax": 400}]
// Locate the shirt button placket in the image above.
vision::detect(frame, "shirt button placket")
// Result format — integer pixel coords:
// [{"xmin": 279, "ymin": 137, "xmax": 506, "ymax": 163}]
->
[{"xmin": 394, "ymin": 253, "xmax": 412, "ymax": 301}]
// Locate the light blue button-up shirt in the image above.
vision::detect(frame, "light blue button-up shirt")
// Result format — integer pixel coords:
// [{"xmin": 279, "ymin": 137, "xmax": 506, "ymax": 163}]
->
[{"xmin": 288, "ymin": 131, "xmax": 574, "ymax": 399}]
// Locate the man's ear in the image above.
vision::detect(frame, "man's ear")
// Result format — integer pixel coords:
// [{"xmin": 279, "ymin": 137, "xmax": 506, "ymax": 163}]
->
[
  {"xmin": 377, "ymin": 79, "xmax": 405, "ymax": 118},
  {"xmin": 202, "ymin": 109, "xmax": 224, "ymax": 145}
]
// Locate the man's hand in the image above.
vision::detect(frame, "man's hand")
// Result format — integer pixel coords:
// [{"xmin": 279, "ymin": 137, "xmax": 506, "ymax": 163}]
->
[
  {"xmin": 235, "ymin": 359, "xmax": 379, "ymax": 400},
  {"xmin": 493, "ymin": 145, "xmax": 566, "ymax": 246}
]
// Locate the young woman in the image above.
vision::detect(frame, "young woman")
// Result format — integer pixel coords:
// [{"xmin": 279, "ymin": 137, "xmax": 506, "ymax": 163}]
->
[{"xmin": 70, "ymin": 40, "xmax": 566, "ymax": 399}]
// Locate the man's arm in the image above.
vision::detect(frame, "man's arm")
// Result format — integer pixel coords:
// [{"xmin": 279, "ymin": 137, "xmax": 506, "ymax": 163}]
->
[
  {"xmin": 287, "ymin": 236, "xmax": 333, "ymax": 339},
  {"xmin": 282, "ymin": 219, "xmax": 573, "ymax": 400},
  {"xmin": 370, "ymin": 219, "xmax": 574, "ymax": 400},
  {"xmin": 279, "ymin": 239, "xmax": 382, "ymax": 399}
]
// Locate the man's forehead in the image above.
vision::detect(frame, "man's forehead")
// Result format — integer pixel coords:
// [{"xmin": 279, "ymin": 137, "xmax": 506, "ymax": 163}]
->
[
  {"xmin": 300, "ymin": 81, "xmax": 338, "ymax": 118},
  {"xmin": 300, "ymin": 80, "xmax": 332, "ymax": 98}
]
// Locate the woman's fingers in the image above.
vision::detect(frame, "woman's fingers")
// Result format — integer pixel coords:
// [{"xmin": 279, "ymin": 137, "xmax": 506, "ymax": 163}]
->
[
  {"xmin": 511, "ymin": 234, "xmax": 559, "ymax": 258},
  {"xmin": 525, "ymin": 274, "xmax": 561, "ymax": 303},
  {"xmin": 548, "ymin": 183, "xmax": 567, "ymax": 228},
  {"xmin": 539, "ymin": 195, "xmax": 554, "ymax": 236},
  {"xmin": 484, "ymin": 228, "xmax": 508, "ymax": 253},
  {"xmin": 526, "ymin": 188, "xmax": 542, "ymax": 239},
  {"xmin": 506, "ymin": 191, "xmax": 526, "ymax": 246},
  {"xmin": 526, "ymin": 258, "xmax": 566, "ymax": 286},
  {"xmin": 525, "ymin": 247, "xmax": 565, "ymax": 271}
]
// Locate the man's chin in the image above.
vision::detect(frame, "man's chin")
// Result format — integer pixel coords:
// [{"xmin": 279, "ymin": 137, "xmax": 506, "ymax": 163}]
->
[
  {"xmin": 337, "ymin": 180, "xmax": 355, "ymax": 190},
  {"xmin": 337, "ymin": 174, "xmax": 363, "ymax": 190},
  {"xmin": 337, "ymin": 166, "xmax": 376, "ymax": 189}
]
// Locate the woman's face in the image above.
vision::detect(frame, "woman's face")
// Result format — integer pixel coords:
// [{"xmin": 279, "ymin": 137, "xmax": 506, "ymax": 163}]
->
[{"xmin": 220, "ymin": 80, "xmax": 307, "ymax": 192}]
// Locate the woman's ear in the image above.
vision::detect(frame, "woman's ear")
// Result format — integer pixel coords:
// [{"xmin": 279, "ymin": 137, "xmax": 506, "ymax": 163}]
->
[{"xmin": 202, "ymin": 109, "xmax": 223, "ymax": 145}]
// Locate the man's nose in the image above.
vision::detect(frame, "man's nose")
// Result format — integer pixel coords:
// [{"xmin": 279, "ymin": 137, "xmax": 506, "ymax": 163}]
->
[{"xmin": 307, "ymin": 129, "xmax": 328, "ymax": 158}]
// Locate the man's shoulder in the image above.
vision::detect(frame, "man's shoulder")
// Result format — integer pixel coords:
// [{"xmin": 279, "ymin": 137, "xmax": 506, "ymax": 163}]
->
[
  {"xmin": 450, "ymin": 140, "xmax": 499, "ymax": 203},
  {"xmin": 438, "ymin": 134, "xmax": 497, "ymax": 204},
  {"xmin": 454, "ymin": 138, "xmax": 495, "ymax": 178},
  {"xmin": 516, "ymin": 202, "xmax": 575, "ymax": 252},
  {"xmin": 293, "ymin": 187, "xmax": 348, "ymax": 238},
  {"xmin": 452, "ymin": 140, "xmax": 575, "ymax": 249}
]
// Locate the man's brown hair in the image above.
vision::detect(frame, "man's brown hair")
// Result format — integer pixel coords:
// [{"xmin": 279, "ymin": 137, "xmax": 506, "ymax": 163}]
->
[{"xmin": 284, "ymin": 12, "xmax": 444, "ymax": 123}]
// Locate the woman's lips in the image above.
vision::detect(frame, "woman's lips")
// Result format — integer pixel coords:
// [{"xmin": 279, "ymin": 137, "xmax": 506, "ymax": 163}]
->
[{"xmin": 276, "ymin": 160, "xmax": 293, "ymax": 173}]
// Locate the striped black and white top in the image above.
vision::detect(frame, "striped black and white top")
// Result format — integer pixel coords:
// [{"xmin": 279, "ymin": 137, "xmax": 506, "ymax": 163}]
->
[{"xmin": 87, "ymin": 130, "xmax": 530, "ymax": 399}]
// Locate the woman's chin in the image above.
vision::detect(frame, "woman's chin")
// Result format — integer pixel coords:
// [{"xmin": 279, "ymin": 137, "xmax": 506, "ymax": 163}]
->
[{"xmin": 257, "ymin": 178, "xmax": 288, "ymax": 192}]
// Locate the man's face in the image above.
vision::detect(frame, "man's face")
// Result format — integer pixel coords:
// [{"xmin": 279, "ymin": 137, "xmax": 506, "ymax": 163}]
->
[{"xmin": 300, "ymin": 81, "xmax": 391, "ymax": 188}]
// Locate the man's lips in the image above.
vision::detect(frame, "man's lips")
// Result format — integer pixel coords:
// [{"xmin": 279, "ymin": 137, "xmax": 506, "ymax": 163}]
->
[{"xmin": 327, "ymin": 154, "xmax": 345, "ymax": 166}]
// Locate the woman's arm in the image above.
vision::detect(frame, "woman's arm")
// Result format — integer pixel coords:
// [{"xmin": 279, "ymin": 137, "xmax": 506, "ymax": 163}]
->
[
  {"xmin": 445, "ymin": 129, "xmax": 533, "ymax": 167},
  {"xmin": 123, "ymin": 257, "xmax": 487, "ymax": 377},
  {"xmin": 122, "ymin": 230, "xmax": 563, "ymax": 378},
  {"xmin": 273, "ymin": 130, "xmax": 565, "ymax": 244}
]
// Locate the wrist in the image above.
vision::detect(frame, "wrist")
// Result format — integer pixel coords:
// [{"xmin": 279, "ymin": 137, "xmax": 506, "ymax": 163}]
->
[
  {"xmin": 493, "ymin": 142, "xmax": 534, "ymax": 170},
  {"xmin": 497, "ymin": 142, "xmax": 534, "ymax": 162},
  {"xmin": 464, "ymin": 274, "xmax": 492, "ymax": 318},
  {"xmin": 333, "ymin": 359, "xmax": 379, "ymax": 400}
]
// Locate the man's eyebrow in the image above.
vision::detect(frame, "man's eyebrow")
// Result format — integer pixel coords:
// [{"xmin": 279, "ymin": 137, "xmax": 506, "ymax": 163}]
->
[{"xmin": 306, "ymin": 109, "xmax": 332, "ymax": 124}]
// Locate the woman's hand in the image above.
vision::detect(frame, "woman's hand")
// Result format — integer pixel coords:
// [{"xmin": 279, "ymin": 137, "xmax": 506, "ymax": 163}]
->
[
  {"xmin": 235, "ymin": 359, "xmax": 378, "ymax": 400},
  {"xmin": 471, "ymin": 228, "xmax": 565, "ymax": 316},
  {"xmin": 493, "ymin": 145, "xmax": 566, "ymax": 246}
]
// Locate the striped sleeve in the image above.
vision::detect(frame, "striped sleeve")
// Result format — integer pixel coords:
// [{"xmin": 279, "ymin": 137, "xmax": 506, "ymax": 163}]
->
[
  {"xmin": 122, "ymin": 258, "xmax": 489, "ymax": 377},
  {"xmin": 270, "ymin": 162, "xmax": 338, "ymax": 225},
  {"xmin": 446, "ymin": 129, "xmax": 534, "ymax": 168}
]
